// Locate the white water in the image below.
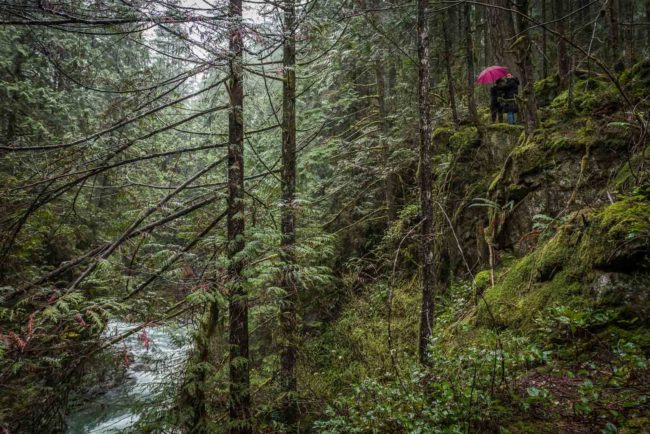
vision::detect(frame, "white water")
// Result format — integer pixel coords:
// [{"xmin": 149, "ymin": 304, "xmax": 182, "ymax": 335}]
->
[{"xmin": 66, "ymin": 321, "xmax": 191, "ymax": 434}]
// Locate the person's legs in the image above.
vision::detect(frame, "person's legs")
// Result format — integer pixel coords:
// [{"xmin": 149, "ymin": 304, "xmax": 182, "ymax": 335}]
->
[
  {"xmin": 507, "ymin": 112, "xmax": 515, "ymax": 124},
  {"xmin": 491, "ymin": 109, "xmax": 497, "ymax": 123}
]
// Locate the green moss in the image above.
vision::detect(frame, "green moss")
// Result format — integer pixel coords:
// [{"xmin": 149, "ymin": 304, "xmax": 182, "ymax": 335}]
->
[
  {"xmin": 511, "ymin": 136, "xmax": 538, "ymax": 157},
  {"xmin": 510, "ymin": 136, "xmax": 547, "ymax": 176},
  {"xmin": 506, "ymin": 183, "xmax": 530, "ymax": 202},
  {"xmin": 488, "ymin": 168, "xmax": 505, "ymax": 192},
  {"xmin": 302, "ymin": 278, "xmax": 420, "ymax": 402},
  {"xmin": 596, "ymin": 121, "xmax": 635, "ymax": 150},
  {"xmin": 619, "ymin": 58, "xmax": 650, "ymax": 99},
  {"xmin": 542, "ymin": 118, "xmax": 596, "ymax": 151},
  {"xmin": 478, "ymin": 233, "xmax": 584, "ymax": 329},
  {"xmin": 432, "ymin": 126, "xmax": 455, "ymax": 143},
  {"xmin": 449, "ymin": 126, "xmax": 479, "ymax": 151},
  {"xmin": 549, "ymin": 78, "xmax": 620, "ymax": 117},
  {"xmin": 473, "ymin": 270, "xmax": 492, "ymax": 291},
  {"xmin": 486, "ymin": 123, "xmax": 524, "ymax": 134},
  {"xmin": 477, "ymin": 196, "xmax": 650, "ymax": 329},
  {"xmin": 575, "ymin": 118, "xmax": 596, "ymax": 147},
  {"xmin": 534, "ymin": 74, "xmax": 560, "ymax": 107},
  {"xmin": 580, "ymin": 195, "xmax": 650, "ymax": 269},
  {"xmin": 598, "ymin": 195, "xmax": 650, "ymax": 234}
]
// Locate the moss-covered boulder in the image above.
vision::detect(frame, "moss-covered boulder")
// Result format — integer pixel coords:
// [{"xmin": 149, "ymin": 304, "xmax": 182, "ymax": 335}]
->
[
  {"xmin": 477, "ymin": 195, "xmax": 650, "ymax": 329},
  {"xmin": 534, "ymin": 74, "xmax": 560, "ymax": 107},
  {"xmin": 620, "ymin": 58, "xmax": 650, "ymax": 99}
]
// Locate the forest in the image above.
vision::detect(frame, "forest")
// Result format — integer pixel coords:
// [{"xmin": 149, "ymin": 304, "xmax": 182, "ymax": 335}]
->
[{"xmin": 0, "ymin": 0, "xmax": 649, "ymax": 432}]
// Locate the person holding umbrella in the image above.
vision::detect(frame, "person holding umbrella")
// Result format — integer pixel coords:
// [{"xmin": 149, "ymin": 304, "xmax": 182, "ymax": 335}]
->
[
  {"xmin": 501, "ymin": 73, "xmax": 520, "ymax": 125},
  {"xmin": 490, "ymin": 78, "xmax": 505, "ymax": 123},
  {"xmin": 476, "ymin": 66, "xmax": 518, "ymax": 124}
]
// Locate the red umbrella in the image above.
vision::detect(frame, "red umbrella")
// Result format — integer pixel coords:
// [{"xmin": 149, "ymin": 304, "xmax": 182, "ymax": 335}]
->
[{"xmin": 475, "ymin": 65, "xmax": 509, "ymax": 84}]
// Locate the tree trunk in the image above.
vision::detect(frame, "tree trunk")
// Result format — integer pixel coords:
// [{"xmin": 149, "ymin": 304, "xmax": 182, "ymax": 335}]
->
[
  {"xmin": 227, "ymin": 0, "xmax": 250, "ymax": 430},
  {"xmin": 513, "ymin": 0, "xmax": 538, "ymax": 132},
  {"xmin": 186, "ymin": 303, "xmax": 219, "ymax": 432},
  {"xmin": 486, "ymin": 0, "xmax": 517, "ymax": 69},
  {"xmin": 622, "ymin": 0, "xmax": 634, "ymax": 65},
  {"xmin": 417, "ymin": 0, "xmax": 435, "ymax": 365},
  {"xmin": 481, "ymin": 6, "xmax": 489, "ymax": 69},
  {"xmin": 280, "ymin": 0, "xmax": 298, "ymax": 428},
  {"xmin": 542, "ymin": 0, "xmax": 548, "ymax": 78},
  {"xmin": 555, "ymin": 0, "xmax": 570, "ymax": 88},
  {"xmin": 464, "ymin": 3, "xmax": 479, "ymax": 126},
  {"xmin": 647, "ymin": 0, "xmax": 650, "ymax": 55},
  {"xmin": 375, "ymin": 59, "xmax": 397, "ymax": 222},
  {"xmin": 606, "ymin": 0, "xmax": 621, "ymax": 67},
  {"xmin": 442, "ymin": 17, "xmax": 460, "ymax": 127}
]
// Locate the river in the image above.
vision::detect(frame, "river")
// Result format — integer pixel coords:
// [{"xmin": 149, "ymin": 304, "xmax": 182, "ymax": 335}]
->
[{"xmin": 66, "ymin": 321, "xmax": 191, "ymax": 433}]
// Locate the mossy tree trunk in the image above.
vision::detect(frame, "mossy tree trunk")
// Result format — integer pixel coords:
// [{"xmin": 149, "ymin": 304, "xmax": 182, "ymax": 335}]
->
[
  {"xmin": 185, "ymin": 303, "xmax": 219, "ymax": 432},
  {"xmin": 280, "ymin": 0, "xmax": 298, "ymax": 428},
  {"xmin": 227, "ymin": 0, "xmax": 251, "ymax": 430},
  {"xmin": 417, "ymin": 0, "xmax": 435, "ymax": 365}
]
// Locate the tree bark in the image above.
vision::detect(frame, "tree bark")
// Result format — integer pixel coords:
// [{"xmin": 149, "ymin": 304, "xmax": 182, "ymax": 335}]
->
[
  {"xmin": 555, "ymin": 0, "xmax": 570, "ymax": 88},
  {"xmin": 417, "ymin": 0, "xmax": 435, "ymax": 365},
  {"xmin": 606, "ymin": 0, "xmax": 621, "ymax": 67},
  {"xmin": 486, "ymin": 0, "xmax": 517, "ymax": 69},
  {"xmin": 513, "ymin": 0, "xmax": 538, "ymax": 132},
  {"xmin": 622, "ymin": 0, "xmax": 635, "ymax": 65},
  {"xmin": 464, "ymin": 3, "xmax": 479, "ymax": 126},
  {"xmin": 542, "ymin": 0, "xmax": 548, "ymax": 78},
  {"xmin": 375, "ymin": 59, "xmax": 397, "ymax": 222},
  {"xmin": 186, "ymin": 303, "xmax": 219, "ymax": 432},
  {"xmin": 280, "ymin": 0, "xmax": 298, "ymax": 429},
  {"xmin": 227, "ymin": 0, "xmax": 250, "ymax": 430},
  {"xmin": 647, "ymin": 0, "xmax": 650, "ymax": 54},
  {"xmin": 442, "ymin": 17, "xmax": 460, "ymax": 127}
]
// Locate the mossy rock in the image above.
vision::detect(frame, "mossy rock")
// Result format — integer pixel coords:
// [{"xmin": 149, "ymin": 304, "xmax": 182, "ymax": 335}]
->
[
  {"xmin": 510, "ymin": 136, "xmax": 548, "ymax": 178},
  {"xmin": 449, "ymin": 126, "xmax": 480, "ymax": 151},
  {"xmin": 478, "ymin": 234, "xmax": 583, "ymax": 329},
  {"xmin": 477, "ymin": 196, "xmax": 650, "ymax": 329},
  {"xmin": 534, "ymin": 74, "xmax": 561, "ymax": 107},
  {"xmin": 473, "ymin": 269, "xmax": 492, "ymax": 292},
  {"xmin": 549, "ymin": 78, "xmax": 621, "ymax": 117},
  {"xmin": 591, "ymin": 272, "xmax": 650, "ymax": 320},
  {"xmin": 506, "ymin": 183, "xmax": 531, "ymax": 202},
  {"xmin": 620, "ymin": 58, "xmax": 650, "ymax": 99},
  {"xmin": 595, "ymin": 121, "xmax": 636, "ymax": 150},
  {"xmin": 541, "ymin": 118, "xmax": 597, "ymax": 151},
  {"xmin": 584, "ymin": 195, "xmax": 650, "ymax": 271},
  {"xmin": 432, "ymin": 126, "xmax": 455, "ymax": 144}
]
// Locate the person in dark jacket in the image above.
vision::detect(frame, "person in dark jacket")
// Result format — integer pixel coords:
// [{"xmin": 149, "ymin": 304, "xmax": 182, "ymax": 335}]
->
[
  {"xmin": 490, "ymin": 78, "xmax": 505, "ymax": 123},
  {"xmin": 501, "ymin": 73, "xmax": 520, "ymax": 125}
]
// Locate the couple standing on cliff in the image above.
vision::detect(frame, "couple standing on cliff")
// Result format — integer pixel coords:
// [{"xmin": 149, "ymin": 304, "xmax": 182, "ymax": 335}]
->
[{"xmin": 490, "ymin": 73, "xmax": 520, "ymax": 125}]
